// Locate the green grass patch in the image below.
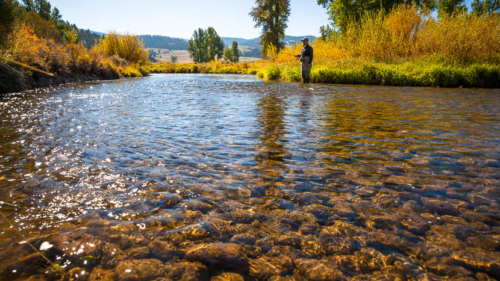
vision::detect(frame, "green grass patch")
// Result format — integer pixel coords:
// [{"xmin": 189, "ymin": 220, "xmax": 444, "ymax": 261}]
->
[{"xmin": 257, "ymin": 60, "xmax": 500, "ymax": 88}]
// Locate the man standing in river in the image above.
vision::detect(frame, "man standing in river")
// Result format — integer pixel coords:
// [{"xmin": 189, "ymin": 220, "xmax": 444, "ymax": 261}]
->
[{"xmin": 296, "ymin": 37, "xmax": 313, "ymax": 84}]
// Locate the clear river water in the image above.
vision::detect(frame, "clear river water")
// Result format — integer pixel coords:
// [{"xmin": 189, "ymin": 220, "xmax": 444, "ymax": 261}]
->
[{"xmin": 0, "ymin": 74, "xmax": 500, "ymax": 280}]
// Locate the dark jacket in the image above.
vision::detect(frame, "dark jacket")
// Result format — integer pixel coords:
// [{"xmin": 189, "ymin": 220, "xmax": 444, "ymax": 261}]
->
[{"xmin": 301, "ymin": 44, "xmax": 313, "ymax": 64}]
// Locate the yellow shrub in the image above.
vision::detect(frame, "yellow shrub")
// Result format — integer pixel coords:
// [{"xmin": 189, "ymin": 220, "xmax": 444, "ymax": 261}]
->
[
  {"xmin": 275, "ymin": 5, "xmax": 500, "ymax": 65},
  {"xmin": 93, "ymin": 32, "xmax": 149, "ymax": 64}
]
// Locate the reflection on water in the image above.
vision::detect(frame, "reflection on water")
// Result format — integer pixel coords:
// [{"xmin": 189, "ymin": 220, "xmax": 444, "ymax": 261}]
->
[{"xmin": 0, "ymin": 74, "xmax": 500, "ymax": 280}]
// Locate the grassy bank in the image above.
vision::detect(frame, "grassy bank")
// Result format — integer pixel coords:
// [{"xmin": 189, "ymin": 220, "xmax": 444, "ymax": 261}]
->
[
  {"xmin": 256, "ymin": 60, "xmax": 500, "ymax": 88},
  {"xmin": 0, "ymin": 1, "xmax": 150, "ymax": 94}
]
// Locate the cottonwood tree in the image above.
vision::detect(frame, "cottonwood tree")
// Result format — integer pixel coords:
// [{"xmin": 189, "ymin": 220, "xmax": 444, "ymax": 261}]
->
[
  {"xmin": 187, "ymin": 27, "xmax": 224, "ymax": 63},
  {"xmin": 0, "ymin": 0, "xmax": 18, "ymax": 47},
  {"xmin": 223, "ymin": 48, "xmax": 233, "ymax": 62},
  {"xmin": 250, "ymin": 0, "xmax": 290, "ymax": 57},
  {"xmin": 317, "ymin": 0, "xmax": 437, "ymax": 33},
  {"xmin": 231, "ymin": 41, "xmax": 240, "ymax": 62},
  {"xmin": 223, "ymin": 41, "xmax": 240, "ymax": 62},
  {"xmin": 437, "ymin": 0, "xmax": 467, "ymax": 17},
  {"xmin": 471, "ymin": 0, "xmax": 500, "ymax": 15}
]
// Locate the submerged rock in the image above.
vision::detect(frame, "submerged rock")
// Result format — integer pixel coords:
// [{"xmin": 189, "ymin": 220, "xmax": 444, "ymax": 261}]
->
[
  {"xmin": 127, "ymin": 247, "xmax": 150, "ymax": 259},
  {"xmin": 164, "ymin": 261, "xmax": 209, "ymax": 281},
  {"xmin": 186, "ymin": 243, "xmax": 249, "ymax": 274},
  {"xmin": 88, "ymin": 267, "xmax": 115, "ymax": 280},
  {"xmin": 249, "ymin": 256, "xmax": 293, "ymax": 279},
  {"xmin": 148, "ymin": 240, "xmax": 185, "ymax": 261},
  {"xmin": 230, "ymin": 234, "xmax": 256, "ymax": 245},
  {"xmin": 294, "ymin": 258, "xmax": 346, "ymax": 281},
  {"xmin": 115, "ymin": 259, "xmax": 165, "ymax": 281},
  {"xmin": 211, "ymin": 272, "xmax": 245, "ymax": 281}
]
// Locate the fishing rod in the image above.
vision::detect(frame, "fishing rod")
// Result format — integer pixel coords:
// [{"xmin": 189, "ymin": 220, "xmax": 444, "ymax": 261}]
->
[
  {"xmin": 0, "ymin": 204, "xmax": 62, "ymax": 271},
  {"xmin": 281, "ymin": 52, "xmax": 300, "ymax": 58}
]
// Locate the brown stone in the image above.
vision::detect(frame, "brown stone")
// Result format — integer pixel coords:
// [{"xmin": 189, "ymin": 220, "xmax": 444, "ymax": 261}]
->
[
  {"xmin": 211, "ymin": 272, "xmax": 245, "ymax": 281},
  {"xmin": 295, "ymin": 258, "xmax": 346, "ymax": 281},
  {"xmin": 186, "ymin": 243, "xmax": 249, "ymax": 274},
  {"xmin": 148, "ymin": 240, "xmax": 185, "ymax": 261},
  {"xmin": 230, "ymin": 234, "xmax": 256, "ymax": 245},
  {"xmin": 164, "ymin": 261, "xmax": 209, "ymax": 281},
  {"xmin": 249, "ymin": 258, "xmax": 284, "ymax": 279},
  {"xmin": 128, "ymin": 247, "xmax": 150, "ymax": 259},
  {"xmin": 163, "ymin": 193, "xmax": 183, "ymax": 207},
  {"xmin": 115, "ymin": 259, "xmax": 165, "ymax": 281},
  {"xmin": 88, "ymin": 267, "xmax": 115, "ymax": 281}
]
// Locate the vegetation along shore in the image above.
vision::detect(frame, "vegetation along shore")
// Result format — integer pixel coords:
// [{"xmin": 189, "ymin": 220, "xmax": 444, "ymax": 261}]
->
[{"xmin": 1, "ymin": 0, "xmax": 500, "ymax": 94}]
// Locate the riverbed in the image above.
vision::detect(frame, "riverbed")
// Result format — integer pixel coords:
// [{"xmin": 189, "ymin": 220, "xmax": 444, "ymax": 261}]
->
[{"xmin": 1, "ymin": 74, "xmax": 499, "ymax": 280}]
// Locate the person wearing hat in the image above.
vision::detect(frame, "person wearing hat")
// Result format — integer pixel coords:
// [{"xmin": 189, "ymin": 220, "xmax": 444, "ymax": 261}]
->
[{"xmin": 295, "ymin": 37, "xmax": 313, "ymax": 83}]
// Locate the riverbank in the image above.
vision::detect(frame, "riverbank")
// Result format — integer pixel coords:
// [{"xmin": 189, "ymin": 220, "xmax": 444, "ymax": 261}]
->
[{"xmin": 0, "ymin": 62, "xmax": 120, "ymax": 94}]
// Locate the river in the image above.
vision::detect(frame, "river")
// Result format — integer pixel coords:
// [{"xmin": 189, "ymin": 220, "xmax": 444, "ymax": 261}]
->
[{"xmin": 1, "ymin": 74, "xmax": 499, "ymax": 280}]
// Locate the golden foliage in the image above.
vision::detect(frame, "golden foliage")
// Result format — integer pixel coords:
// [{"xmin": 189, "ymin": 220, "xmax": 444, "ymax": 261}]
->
[
  {"xmin": 19, "ymin": 12, "xmax": 61, "ymax": 42},
  {"xmin": 93, "ymin": 32, "xmax": 149, "ymax": 64},
  {"xmin": 274, "ymin": 5, "xmax": 500, "ymax": 65}
]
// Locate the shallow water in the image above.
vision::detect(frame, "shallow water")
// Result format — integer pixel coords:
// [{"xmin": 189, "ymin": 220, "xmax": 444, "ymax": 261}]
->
[{"xmin": 0, "ymin": 74, "xmax": 500, "ymax": 280}]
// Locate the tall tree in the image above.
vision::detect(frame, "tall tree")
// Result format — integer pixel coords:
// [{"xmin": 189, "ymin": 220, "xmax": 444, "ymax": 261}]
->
[
  {"xmin": 223, "ymin": 48, "xmax": 234, "ymax": 62},
  {"xmin": 317, "ymin": 0, "xmax": 437, "ymax": 33},
  {"xmin": 223, "ymin": 41, "xmax": 240, "ymax": 62},
  {"xmin": 187, "ymin": 27, "xmax": 224, "ymax": 63},
  {"xmin": 250, "ymin": 0, "xmax": 291, "ymax": 57},
  {"xmin": 231, "ymin": 41, "xmax": 239, "ymax": 62},
  {"xmin": 34, "ymin": 0, "xmax": 51, "ymax": 20},
  {"xmin": 188, "ymin": 28, "xmax": 208, "ymax": 63},
  {"xmin": 206, "ymin": 27, "xmax": 225, "ymax": 61},
  {"xmin": 437, "ymin": 0, "xmax": 467, "ymax": 17},
  {"xmin": 471, "ymin": 0, "xmax": 500, "ymax": 15},
  {"xmin": 22, "ymin": 0, "xmax": 35, "ymax": 12},
  {"xmin": 51, "ymin": 7, "xmax": 62, "ymax": 22}
]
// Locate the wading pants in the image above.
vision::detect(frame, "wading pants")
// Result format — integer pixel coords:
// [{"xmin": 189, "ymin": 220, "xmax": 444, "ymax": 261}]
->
[{"xmin": 301, "ymin": 56, "xmax": 311, "ymax": 83}]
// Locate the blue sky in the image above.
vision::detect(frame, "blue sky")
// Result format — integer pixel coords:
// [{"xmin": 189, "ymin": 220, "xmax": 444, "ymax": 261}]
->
[{"xmin": 48, "ymin": 0, "xmax": 330, "ymax": 39}]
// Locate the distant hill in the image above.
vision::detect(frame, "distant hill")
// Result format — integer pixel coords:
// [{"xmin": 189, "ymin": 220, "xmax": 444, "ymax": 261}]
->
[
  {"xmin": 137, "ymin": 35, "xmax": 317, "ymax": 58},
  {"xmin": 138, "ymin": 35, "xmax": 190, "ymax": 51},
  {"xmin": 221, "ymin": 35, "xmax": 316, "ymax": 49}
]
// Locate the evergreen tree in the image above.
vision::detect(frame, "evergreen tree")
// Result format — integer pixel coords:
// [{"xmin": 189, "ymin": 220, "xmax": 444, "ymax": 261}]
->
[
  {"xmin": 0, "ymin": 0, "xmax": 19, "ymax": 47},
  {"xmin": 22, "ymin": 0, "xmax": 35, "ymax": 12},
  {"xmin": 51, "ymin": 7, "xmax": 61, "ymax": 22},
  {"xmin": 471, "ymin": 0, "xmax": 500, "ymax": 15},
  {"xmin": 187, "ymin": 27, "xmax": 224, "ymax": 63},
  {"xmin": 437, "ymin": 0, "xmax": 467, "ymax": 17},
  {"xmin": 34, "ymin": 0, "xmax": 51, "ymax": 20},
  {"xmin": 317, "ymin": 0, "xmax": 437, "ymax": 33},
  {"xmin": 231, "ymin": 41, "xmax": 239, "ymax": 63},
  {"xmin": 250, "ymin": 0, "xmax": 291, "ymax": 57}
]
